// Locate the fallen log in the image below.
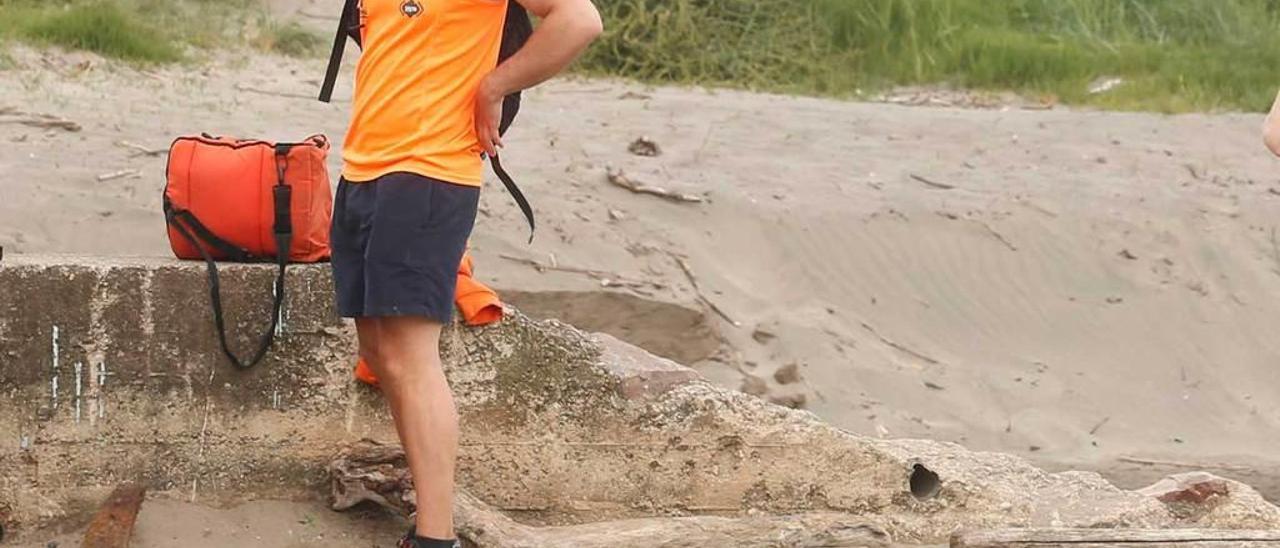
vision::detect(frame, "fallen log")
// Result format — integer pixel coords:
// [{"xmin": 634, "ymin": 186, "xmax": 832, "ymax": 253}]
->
[
  {"xmin": 952, "ymin": 528, "xmax": 1280, "ymax": 548},
  {"xmin": 82, "ymin": 484, "xmax": 146, "ymax": 548}
]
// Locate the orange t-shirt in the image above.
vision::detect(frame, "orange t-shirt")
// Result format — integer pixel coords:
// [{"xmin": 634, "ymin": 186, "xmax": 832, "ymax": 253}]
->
[{"xmin": 342, "ymin": 0, "xmax": 507, "ymax": 186}]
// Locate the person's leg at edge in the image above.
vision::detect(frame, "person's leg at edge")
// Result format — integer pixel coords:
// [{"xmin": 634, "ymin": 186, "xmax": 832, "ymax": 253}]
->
[
  {"xmin": 359, "ymin": 315, "xmax": 459, "ymax": 540},
  {"xmin": 1266, "ymin": 89, "xmax": 1280, "ymax": 157}
]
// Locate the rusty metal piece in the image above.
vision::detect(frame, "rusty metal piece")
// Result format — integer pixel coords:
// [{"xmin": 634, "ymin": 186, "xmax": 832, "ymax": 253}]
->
[{"xmin": 82, "ymin": 484, "xmax": 146, "ymax": 548}]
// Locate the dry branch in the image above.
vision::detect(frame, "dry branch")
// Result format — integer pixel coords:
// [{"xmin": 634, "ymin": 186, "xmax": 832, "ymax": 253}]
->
[
  {"xmin": 977, "ymin": 220, "xmax": 1018, "ymax": 251},
  {"xmin": 0, "ymin": 110, "xmax": 81, "ymax": 132},
  {"xmin": 116, "ymin": 140, "xmax": 168, "ymax": 157},
  {"xmin": 97, "ymin": 169, "xmax": 140, "ymax": 182},
  {"xmin": 1089, "ymin": 416, "xmax": 1111, "ymax": 436},
  {"xmin": 499, "ymin": 254, "xmax": 662, "ymax": 291},
  {"xmin": 234, "ymin": 83, "xmax": 316, "ymax": 100},
  {"xmin": 606, "ymin": 166, "xmax": 704, "ymax": 203},
  {"xmin": 910, "ymin": 173, "xmax": 955, "ymax": 190},
  {"xmin": 669, "ymin": 253, "xmax": 740, "ymax": 326},
  {"xmin": 860, "ymin": 322, "xmax": 941, "ymax": 365}
]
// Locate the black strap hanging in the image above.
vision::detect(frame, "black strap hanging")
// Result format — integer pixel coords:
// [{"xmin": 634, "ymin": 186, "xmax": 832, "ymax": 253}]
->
[
  {"xmin": 319, "ymin": 0, "xmax": 361, "ymax": 103},
  {"xmin": 489, "ymin": 154, "xmax": 535, "ymax": 243},
  {"xmin": 163, "ymin": 146, "xmax": 295, "ymax": 370}
]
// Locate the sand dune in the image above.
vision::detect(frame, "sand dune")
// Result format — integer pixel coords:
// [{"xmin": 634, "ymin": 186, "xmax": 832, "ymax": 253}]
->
[{"xmin": 2, "ymin": 37, "xmax": 1278, "ymax": 503}]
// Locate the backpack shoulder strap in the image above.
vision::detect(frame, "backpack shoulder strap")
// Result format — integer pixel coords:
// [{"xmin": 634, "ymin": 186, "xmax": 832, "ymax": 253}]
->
[
  {"xmin": 489, "ymin": 154, "xmax": 534, "ymax": 243},
  {"xmin": 319, "ymin": 0, "xmax": 361, "ymax": 103},
  {"xmin": 492, "ymin": 1, "xmax": 535, "ymax": 241}
]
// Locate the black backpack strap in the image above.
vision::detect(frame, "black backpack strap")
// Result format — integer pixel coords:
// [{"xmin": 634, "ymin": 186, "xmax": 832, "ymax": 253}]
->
[
  {"xmin": 489, "ymin": 154, "xmax": 534, "ymax": 243},
  {"xmin": 163, "ymin": 146, "xmax": 295, "ymax": 370},
  {"xmin": 497, "ymin": 1, "xmax": 532, "ymax": 134},
  {"xmin": 319, "ymin": 0, "xmax": 361, "ymax": 103}
]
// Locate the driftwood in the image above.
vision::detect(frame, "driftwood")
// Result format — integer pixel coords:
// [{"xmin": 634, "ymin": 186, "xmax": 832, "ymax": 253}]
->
[
  {"xmin": 910, "ymin": 173, "xmax": 955, "ymax": 190},
  {"xmin": 976, "ymin": 220, "xmax": 1018, "ymax": 251},
  {"xmin": 498, "ymin": 254, "xmax": 663, "ymax": 291},
  {"xmin": 97, "ymin": 169, "xmax": 140, "ymax": 182},
  {"xmin": 116, "ymin": 140, "xmax": 168, "ymax": 157},
  {"xmin": 329, "ymin": 440, "xmax": 890, "ymax": 547},
  {"xmin": 82, "ymin": 484, "xmax": 146, "ymax": 548},
  {"xmin": 860, "ymin": 321, "xmax": 941, "ymax": 365},
  {"xmin": 606, "ymin": 166, "xmax": 704, "ymax": 203},
  {"xmin": 669, "ymin": 252, "xmax": 740, "ymax": 326},
  {"xmin": 234, "ymin": 83, "xmax": 316, "ymax": 100},
  {"xmin": 0, "ymin": 109, "xmax": 81, "ymax": 132},
  {"xmin": 952, "ymin": 528, "xmax": 1280, "ymax": 547},
  {"xmin": 330, "ymin": 440, "xmax": 415, "ymax": 514}
]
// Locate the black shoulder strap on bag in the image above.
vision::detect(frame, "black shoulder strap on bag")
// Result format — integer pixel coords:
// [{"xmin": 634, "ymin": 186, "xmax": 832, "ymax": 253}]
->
[
  {"xmin": 163, "ymin": 145, "xmax": 295, "ymax": 370},
  {"xmin": 319, "ymin": 0, "xmax": 361, "ymax": 103}
]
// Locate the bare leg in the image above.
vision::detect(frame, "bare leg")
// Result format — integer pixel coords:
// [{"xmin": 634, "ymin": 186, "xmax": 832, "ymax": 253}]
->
[
  {"xmin": 362, "ymin": 316, "xmax": 458, "ymax": 539},
  {"xmin": 1266, "ymin": 89, "xmax": 1280, "ymax": 156},
  {"xmin": 356, "ymin": 318, "xmax": 409, "ymax": 445}
]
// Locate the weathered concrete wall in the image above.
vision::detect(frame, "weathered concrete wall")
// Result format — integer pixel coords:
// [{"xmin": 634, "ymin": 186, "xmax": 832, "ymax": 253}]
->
[{"xmin": 1, "ymin": 255, "xmax": 1277, "ymax": 544}]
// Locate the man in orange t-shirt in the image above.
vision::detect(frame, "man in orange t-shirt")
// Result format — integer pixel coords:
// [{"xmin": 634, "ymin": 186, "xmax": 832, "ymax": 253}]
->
[{"xmin": 329, "ymin": 1, "xmax": 601, "ymax": 546}]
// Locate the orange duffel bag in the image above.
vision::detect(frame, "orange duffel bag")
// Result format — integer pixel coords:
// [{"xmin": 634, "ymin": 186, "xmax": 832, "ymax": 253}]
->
[{"xmin": 164, "ymin": 133, "xmax": 333, "ymax": 369}]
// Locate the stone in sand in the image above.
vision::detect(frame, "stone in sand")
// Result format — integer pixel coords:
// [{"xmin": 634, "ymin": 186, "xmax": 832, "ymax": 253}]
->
[{"xmin": 773, "ymin": 363, "xmax": 802, "ymax": 385}]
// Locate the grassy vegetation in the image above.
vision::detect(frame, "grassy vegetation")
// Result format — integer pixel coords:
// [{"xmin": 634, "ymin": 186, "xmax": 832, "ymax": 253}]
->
[
  {"xmin": 0, "ymin": 0, "xmax": 1276, "ymax": 112},
  {"xmin": 581, "ymin": 0, "xmax": 1280, "ymax": 112},
  {"xmin": 0, "ymin": 0, "xmax": 323, "ymax": 63},
  {"xmin": 257, "ymin": 22, "xmax": 325, "ymax": 58}
]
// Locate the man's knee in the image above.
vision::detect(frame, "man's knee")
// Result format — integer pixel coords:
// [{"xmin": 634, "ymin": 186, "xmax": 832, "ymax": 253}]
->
[{"xmin": 374, "ymin": 317, "xmax": 443, "ymax": 384}]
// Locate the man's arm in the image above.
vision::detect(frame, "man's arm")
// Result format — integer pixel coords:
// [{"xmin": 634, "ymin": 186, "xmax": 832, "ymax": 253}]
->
[
  {"xmin": 475, "ymin": 0, "xmax": 603, "ymax": 156},
  {"xmin": 1266, "ymin": 89, "xmax": 1280, "ymax": 157}
]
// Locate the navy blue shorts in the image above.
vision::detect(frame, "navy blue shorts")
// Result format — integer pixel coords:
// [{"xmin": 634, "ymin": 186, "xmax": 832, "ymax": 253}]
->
[{"xmin": 330, "ymin": 172, "xmax": 480, "ymax": 322}]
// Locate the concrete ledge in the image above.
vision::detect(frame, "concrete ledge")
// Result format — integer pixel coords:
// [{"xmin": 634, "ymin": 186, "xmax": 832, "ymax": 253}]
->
[{"xmin": 2, "ymin": 255, "xmax": 1278, "ymax": 544}]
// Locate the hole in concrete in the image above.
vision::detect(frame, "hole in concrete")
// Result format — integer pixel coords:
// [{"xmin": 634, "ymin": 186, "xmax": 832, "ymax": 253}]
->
[
  {"xmin": 502, "ymin": 290, "xmax": 721, "ymax": 365},
  {"xmin": 910, "ymin": 463, "xmax": 941, "ymax": 501}
]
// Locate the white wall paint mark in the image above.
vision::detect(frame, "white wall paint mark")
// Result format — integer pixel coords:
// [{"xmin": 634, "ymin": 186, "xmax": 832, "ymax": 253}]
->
[
  {"xmin": 273, "ymin": 283, "xmax": 287, "ymax": 337},
  {"xmin": 97, "ymin": 361, "xmax": 108, "ymax": 419},
  {"xmin": 74, "ymin": 361, "xmax": 83, "ymax": 423},
  {"xmin": 51, "ymin": 325, "xmax": 60, "ymax": 410}
]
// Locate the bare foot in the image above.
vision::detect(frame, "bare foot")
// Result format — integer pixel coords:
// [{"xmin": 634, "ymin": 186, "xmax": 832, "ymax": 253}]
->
[{"xmin": 1266, "ymin": 90, "xmax": 1280, "ymax": 157}]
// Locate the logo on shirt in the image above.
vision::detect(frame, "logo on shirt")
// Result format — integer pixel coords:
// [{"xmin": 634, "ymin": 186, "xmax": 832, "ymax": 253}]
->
[{"xmin": 400, "ymin": 0, "xmax": 423, "ymax": 17}]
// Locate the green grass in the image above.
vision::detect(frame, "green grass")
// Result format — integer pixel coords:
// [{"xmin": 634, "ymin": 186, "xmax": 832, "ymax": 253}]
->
[
  {"xmin": 258, "ymin": 22, "xmax": 325, "ymax": 58},
  {"xmin": 0, "ymin": 1, "xmax": 181, "ymax": 62},
  {"xmin": 1, "ymin": 0, "xmax": 1276, "ymax": 112},
  {"xmin": 582, "ymin": 0, "xmax": 1280, "ymax": 112},
  {"xmin": 0, "ymin": 0, "xmax": 323, "ymax": 63}
]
